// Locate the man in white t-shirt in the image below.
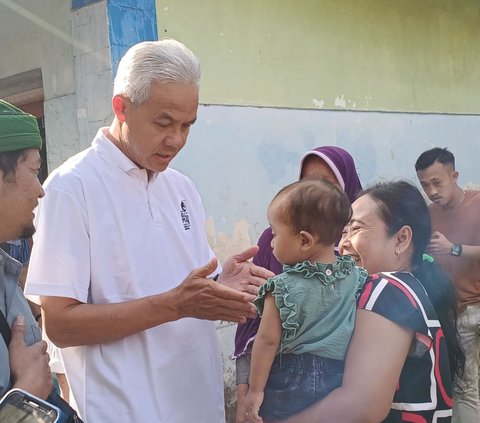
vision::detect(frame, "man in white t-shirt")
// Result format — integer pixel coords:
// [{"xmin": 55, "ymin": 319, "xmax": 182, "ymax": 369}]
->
[{"xmin": 25, "ymin": 39, "xmax": 272, "ymax": 422}]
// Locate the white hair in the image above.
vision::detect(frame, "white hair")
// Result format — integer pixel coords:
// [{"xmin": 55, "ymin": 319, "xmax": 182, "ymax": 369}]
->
[{"xmin": 113, "ymin": 38, "xmax": 201, "ymax": 104}]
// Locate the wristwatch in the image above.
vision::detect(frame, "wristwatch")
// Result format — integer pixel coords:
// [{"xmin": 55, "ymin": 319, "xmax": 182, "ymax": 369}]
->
[{"xmin": 451, "ymin": 243, "xmax": 462, "ymax": 257}]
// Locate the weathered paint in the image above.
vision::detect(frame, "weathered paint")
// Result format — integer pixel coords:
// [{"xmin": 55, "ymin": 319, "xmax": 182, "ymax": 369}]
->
[
  {"xmin": 72, "ymin": 0, "xmax": 102, "ymax": 10},
  {"xmin": 157, "ymin": 0, "xmax": 480, "ymax": 114},
  {"xmin": 107, "ymin": 0, "xmax": 157, "ymax": 77},
  {"xmin": 71, "ymin": 1, "xmax": 113, "ymax": 169},
  {"xmin": 173, "ymin": 105, "xmax": 480, "ymax": 244}
]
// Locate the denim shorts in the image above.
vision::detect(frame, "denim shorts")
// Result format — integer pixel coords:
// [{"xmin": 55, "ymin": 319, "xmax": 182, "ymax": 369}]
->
[{"xmin": 260, "ymin": 352, "xmax": 344, "ymax": 420}]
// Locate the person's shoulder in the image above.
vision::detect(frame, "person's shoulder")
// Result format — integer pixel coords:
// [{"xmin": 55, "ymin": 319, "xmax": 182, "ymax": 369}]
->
[
  {"xmin": 257, "ymin": 227, "xmax": 273, "ymax": 245},
  {"xmin": 362, "ymin": 272, "xmax": 384, "ymax": 293},
  {"xmin": 163, "ymin": 167, "xmax": 192, "ymax": 183},
  {"xmin": 44, "ymin": 147, "xmax": 93, "ymax": 189},
  {"xmin": 465, "ymin": 189, "xmax": 480, "ymax": 205},
  {"xmin": 368, "ymin": 271, "xmax": 419, "ymax": 287},
  {"xmin": 358, "ymin": 272, "xmax": 424, "ymax": 316},
  {"xmin": 159, "ymin": 168, "xmax": 205, "ymax": 210},
  {"xmin": 162, "ymin": 168, "xmax": 199, "ymax": 193},
  {"xmin": 361, "ymin": 272, "xmax": 424, "ymax": 304}
]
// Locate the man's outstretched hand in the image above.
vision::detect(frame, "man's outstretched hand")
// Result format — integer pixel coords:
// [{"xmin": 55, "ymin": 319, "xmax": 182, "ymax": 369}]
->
[
  {"xmin": 218, "ymin": 246, "xmax": 274, "ymax": 295},
  {"xmin": 169, "ymin": 258, "xmax": 258, "ymax": 323}
]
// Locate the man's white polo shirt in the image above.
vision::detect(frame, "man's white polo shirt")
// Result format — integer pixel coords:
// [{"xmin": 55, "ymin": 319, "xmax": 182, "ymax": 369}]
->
[{"xmin": 26, "ymin": 129, "xmax": 225, "ymax": 422}]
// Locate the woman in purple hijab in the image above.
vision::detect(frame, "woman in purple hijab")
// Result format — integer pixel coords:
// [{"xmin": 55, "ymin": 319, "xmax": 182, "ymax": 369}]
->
[{"xmin": 234, "ymin": 146, "xmax": 362, "ymax": 423}]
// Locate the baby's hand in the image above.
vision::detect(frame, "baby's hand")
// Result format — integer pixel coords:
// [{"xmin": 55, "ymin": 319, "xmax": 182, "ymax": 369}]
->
[{"xmin": 245, "ymin": 390, "xmax": 264, "ymax": 423}]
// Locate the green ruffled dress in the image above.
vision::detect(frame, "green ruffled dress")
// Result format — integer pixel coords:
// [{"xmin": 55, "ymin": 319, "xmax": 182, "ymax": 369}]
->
[{"xmin": 254, "ymin": 255, "xmax": 367, "ymax": 360}]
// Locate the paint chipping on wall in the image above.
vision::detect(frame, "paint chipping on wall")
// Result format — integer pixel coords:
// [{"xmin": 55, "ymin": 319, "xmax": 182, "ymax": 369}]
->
[
  {"xmin": 334, "ymin": 95, "xmax": 346, "ymax": 108},
  {"xmin": 205, "ymin": 218, "xmax": 252, "ymax": 264},
  {"xmin": 312, "ymin": 98, "xmax": 325, "ymax": 108},
  {"xmin": 204, "ymin": 219, "xmax": 253, "ymax": 420}
]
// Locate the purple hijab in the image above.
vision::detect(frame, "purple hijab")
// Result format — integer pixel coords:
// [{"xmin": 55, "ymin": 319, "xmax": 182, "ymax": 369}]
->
[
  {"xmin": 298, "ymin": 146, "xmax": 363, "ymax": 203},
  {"xmin": 234, "ymin": 146, "xmax": 363, "ymax": 358}
]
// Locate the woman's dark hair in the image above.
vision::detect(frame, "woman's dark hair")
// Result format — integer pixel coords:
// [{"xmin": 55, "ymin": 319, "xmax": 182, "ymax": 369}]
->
[
  {"xmin": 0, "ymin": 149, "xmax": 28, "ymax": 182},
  {"xmin": 360, "ymin": 180, "xmax": 464, "ymax": 380}
]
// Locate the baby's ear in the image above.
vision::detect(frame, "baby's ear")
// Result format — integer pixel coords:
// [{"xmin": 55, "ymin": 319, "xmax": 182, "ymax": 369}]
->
[{"xmin": 299, "ymin": 231, "xmax": 315, "ymax": 249}]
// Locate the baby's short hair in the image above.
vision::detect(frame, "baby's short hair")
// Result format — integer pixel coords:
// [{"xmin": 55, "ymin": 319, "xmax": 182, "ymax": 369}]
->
[{"xmin": 273, "ymin": 178, "xmax": 352, "ymax": 245}]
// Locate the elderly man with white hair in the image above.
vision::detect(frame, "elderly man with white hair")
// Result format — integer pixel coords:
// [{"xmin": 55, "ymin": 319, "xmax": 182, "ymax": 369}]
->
[{"xmin": 25, "ymin": 39, "xmax": 272, "ymax": 422}]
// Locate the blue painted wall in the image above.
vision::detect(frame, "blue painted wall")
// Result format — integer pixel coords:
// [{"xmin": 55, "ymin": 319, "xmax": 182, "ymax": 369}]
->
[
  {"xmin": 172, "ymin": 106, "xmax": 480, "ymax": 241},
  {"xmin": 72, "ymin": 0, "xmax": 102, "ymax": 10},
  {"xmin": 107, "ymin": 0, "xmax": 157, "ymax": 77}
]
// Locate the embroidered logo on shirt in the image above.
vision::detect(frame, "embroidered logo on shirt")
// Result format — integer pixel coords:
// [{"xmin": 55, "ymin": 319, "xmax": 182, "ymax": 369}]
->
[{"xmin": 180, "ymin": 200, "xmax": 191, "ymax": 230}]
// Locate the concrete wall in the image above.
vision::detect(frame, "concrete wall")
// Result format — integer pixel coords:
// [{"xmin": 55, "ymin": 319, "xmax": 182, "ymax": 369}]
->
[
  {"xmin": 0, "ymin": 0, "xmax": 157, "ymax": 170},
  {"xmin": 157, "ymin": 0, "xmax": 480, "ymax": 114},
  {"xmin": 73, "ymin": 1, "xmax": 113, "ymax": 152},
  {"xmin": 73, "ymin": 0, "xmax": 159, "ymax": 148},
  {"xmin": 0, "ymin": 0, "xmax": 79, "ymax": 171},
  {"xmin": 0, "ymin": 0, "xmax": 115, "ymax": 171},
  {"xmin": 157, "ymin": 0, "xmax": 480, "ymax": 252},
  {"xmin": 174, "ymin": 107, "xmax": 480, "ymax": 250}
]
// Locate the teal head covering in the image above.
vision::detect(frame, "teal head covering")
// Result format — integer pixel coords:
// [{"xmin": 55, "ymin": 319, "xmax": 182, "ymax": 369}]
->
[{"xmin": 0, "ymin": 100, "xmax": 42, "ymax": 153}]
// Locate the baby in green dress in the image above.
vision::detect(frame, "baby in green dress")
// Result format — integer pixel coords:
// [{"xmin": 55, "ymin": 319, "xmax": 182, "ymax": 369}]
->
[{"xmin": 244, "ymin": 178, "xmax": 367, "ymax": 422}]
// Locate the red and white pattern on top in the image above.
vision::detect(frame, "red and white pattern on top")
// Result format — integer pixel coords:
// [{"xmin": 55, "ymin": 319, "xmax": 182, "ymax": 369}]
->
[{"xmin": 358, "ymin": 272, "xmax": 453, "ymax": 423}]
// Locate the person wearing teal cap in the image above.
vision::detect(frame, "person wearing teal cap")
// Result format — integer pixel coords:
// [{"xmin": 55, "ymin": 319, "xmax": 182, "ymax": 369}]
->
[
  {"xmin": 0, "ymin": 100, "xmax": 42, "ymax": 154},
  {"xmin": 0, "ymin": 99, "xmax": 51, "ymax": 400}
]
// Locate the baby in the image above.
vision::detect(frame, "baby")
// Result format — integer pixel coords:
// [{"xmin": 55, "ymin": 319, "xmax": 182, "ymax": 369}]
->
[{"xmin": 244, "ymin": 178, "xmax": 367, "ymax": 422}]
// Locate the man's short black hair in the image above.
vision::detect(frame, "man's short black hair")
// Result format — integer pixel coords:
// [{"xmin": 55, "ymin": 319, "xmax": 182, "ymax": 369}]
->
[
  {"xmin": 415, "ymin": 147, "xmax": 455, "ymax": 171},
  {"xmin": 0, "ymin": 149, "xmax": 28, "ymax": 182}
]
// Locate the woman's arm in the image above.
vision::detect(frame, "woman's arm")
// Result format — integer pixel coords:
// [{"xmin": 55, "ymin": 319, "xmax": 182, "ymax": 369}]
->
[
  {"xmin": 279, "ymin": 309, "xmax": 414, "ymax": 423},
  {"xmin": 245, "ymin": 293, "xmax": 282, "ymax": 422}
]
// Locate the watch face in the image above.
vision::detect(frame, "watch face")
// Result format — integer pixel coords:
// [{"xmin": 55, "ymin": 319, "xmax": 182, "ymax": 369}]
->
[{"xmin": 451, "ymin": 244, "xmax": 461, "ymax": 256}]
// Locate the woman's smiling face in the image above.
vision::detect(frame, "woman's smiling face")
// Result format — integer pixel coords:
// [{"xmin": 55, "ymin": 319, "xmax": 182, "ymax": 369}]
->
[{"xmin": 339, "ymin": 193, "xmax": 398, "ymax": 274}]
